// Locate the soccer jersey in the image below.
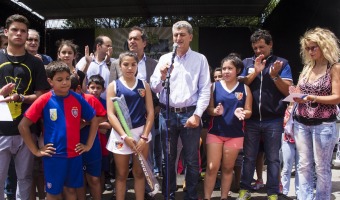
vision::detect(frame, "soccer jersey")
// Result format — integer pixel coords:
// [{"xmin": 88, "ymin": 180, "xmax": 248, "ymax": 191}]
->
[
  {"xmin": 116, "ymin": 78, "xmax": 146, "ymax": 128},
  {"xmin": 98, "ymin": 97, "xmax": 109, "ymax": 156},
  {"xmin": 24, "ymin": 90, "xmax": 96, "ymax": 158},
  {"xmin": 208, "ymin": 81, "xmax": 247, "ymax": 138},
  {"xmin": 80, "ymin": 93, "xmax": 106, "ymax": 167}
]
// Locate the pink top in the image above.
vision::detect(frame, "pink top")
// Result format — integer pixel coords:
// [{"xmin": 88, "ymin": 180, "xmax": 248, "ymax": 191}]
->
[{"xmin": 296, "ymin": 65, "xmax": 337, "ymax": 119}]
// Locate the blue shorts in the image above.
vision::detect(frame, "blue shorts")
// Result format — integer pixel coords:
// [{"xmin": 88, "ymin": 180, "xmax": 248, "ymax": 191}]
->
[
  {"xmin": 83, "ymin": 156, "xmax": 102, "ymax": 177},
  {"xmin": 82, "ymin": 137, "xmax": 102, "ymax": 177},
  {"xmin": 43, "ymin": 156, "xmax": 83, "ymax": 195}
]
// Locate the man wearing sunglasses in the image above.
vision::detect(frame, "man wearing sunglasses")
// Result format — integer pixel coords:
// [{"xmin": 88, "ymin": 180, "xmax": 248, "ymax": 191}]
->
[{"xmin": 25, "ymin": 29, "xmax": 53, "ymax": 66}]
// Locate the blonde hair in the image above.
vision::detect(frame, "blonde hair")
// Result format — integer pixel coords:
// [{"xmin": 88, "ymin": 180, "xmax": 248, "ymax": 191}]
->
[{"xmin": 298, "ymin": 27, "xmax": 340, "ymax": 83}]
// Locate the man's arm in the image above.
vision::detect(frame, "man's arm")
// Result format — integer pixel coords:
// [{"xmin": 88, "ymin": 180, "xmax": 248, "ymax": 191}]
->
[
  {"xmin": 185, "ymin": 55, "xmax": 211, "ymax": 128},
  {"xmin": 239, "ymin": 55, "xmax": 265, "ymax": 86},
  {"xmin": 271, "ymin": 77, "xmax": 292, "ymax": 96},
  {"xmin": 18, "ymin": 117, "xmax": 37, "ymax": 154},
  {"xmin": 269, "ymin": 60, "xmax": 293, "ymax": 96},
  {"xmin": 150, "ymin": 55, "xmax": 169, "ymax": 93},
  {"xmin": 22, "ymin": 90, "xmax": 48, "ymax": 104},
  {"xmin": 239, "ymin": 71, "xmax": 260, "ymax": 85}
]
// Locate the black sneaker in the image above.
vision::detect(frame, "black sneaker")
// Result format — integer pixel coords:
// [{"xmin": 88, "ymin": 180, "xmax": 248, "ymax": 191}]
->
[
  {"xmin": 144, "ymin": 193, "xmax": 156, "ymax": 200},
  {"xmin": 104, "ymin": 178, "xmax": 113, "ymax": 191}
]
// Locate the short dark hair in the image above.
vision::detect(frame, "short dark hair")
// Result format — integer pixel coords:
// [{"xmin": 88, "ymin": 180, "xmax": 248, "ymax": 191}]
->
[
  {"xmin": 88, "ymin": 74, "xmax": 105, "ymax": 89},
  {"xmin": 220, "ymin": 53, "xmax": 244, "ymax": 76},
  {"xmin": 129, "ymin": 26, "xmax": 147, "ymax": 42},
  {"xmin": 45, "ymin": 61, "xmax": 71, "ymax": 79},
  {"xmin": 6, "ymin": 14, "xmax": 30, "ymax": 29},
  {"xmin": 214, "ymin": 67, "xmax": 222, "ymax": 73},
  {"xmin": 250, "ymin": 29, "xmax": 272, "ymax": 45},
  {"xmin": 70, "ymin": 74, "xmax": 80, "ymax": 91},
  {"xmin": 93, "ymin": 35, "xmax": 105, "ymax": 52}
]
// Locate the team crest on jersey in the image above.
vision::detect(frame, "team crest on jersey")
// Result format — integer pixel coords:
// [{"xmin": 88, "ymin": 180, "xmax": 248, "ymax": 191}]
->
[
  {"xmin": 235, "ymin": 92, "xmax": 243, "ymax": 100},
  {"xmin": 71, "ymin": 107, "xmax": 78, "ymax": 118},
  {"xmin": 137, "ymin": 88, "xmax": 146, "ymax": 97},
  {"xmin": 47, "ymin": 182, "xmax": 52, "ymax": 189},
  {"xmin": 49, "ymin": 109, "xmax": 57, "ymax": 121},
  {"xmin": 115, "ymin": 141, "xmax": 124, "ymax": 149}
]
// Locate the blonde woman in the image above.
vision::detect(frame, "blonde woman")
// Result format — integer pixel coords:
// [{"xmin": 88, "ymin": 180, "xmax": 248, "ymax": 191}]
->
[{"xmin": 293, "ymin": 27, "xmax": 340, "ymax": 200}]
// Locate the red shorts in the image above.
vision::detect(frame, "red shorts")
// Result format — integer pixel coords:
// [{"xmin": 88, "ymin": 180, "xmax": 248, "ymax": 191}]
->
[{"xmin": 206, "ymin": 133, "xmax": 244, "ymax": 149}]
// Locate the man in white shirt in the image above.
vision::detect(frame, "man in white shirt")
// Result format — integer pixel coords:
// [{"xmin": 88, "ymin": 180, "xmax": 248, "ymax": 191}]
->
[
  {"xmin": 150, "ymin": 20, "xmax": 211, "ymax": 200},
  {"xmin": 76, "ymin": 35, "xmax": 118, "ymax": 99}
]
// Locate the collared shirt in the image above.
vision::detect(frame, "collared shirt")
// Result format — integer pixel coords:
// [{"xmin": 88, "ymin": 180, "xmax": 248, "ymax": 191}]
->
[
  {"xmin": 76, "ymin": 57, "xmax": 115, "ymax": 99},
  {"xmin": 136, "ymin": 54, "xmax": 147, "ymax": 81},
  {"xmin": 150, "ymin": 48, "xmax": 211, "ymax": 117}
]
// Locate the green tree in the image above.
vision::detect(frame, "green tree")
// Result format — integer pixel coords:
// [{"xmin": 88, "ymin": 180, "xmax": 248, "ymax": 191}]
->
[{"xmin": 62, "ymin": 0, "xmax": 279, "ymax": 29}]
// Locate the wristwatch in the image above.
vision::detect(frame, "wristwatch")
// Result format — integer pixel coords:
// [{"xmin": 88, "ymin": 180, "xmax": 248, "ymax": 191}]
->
[
  {"xmin": 271, "ymin": 76, "xmax": 279, "ymax": 81},
  {"xmin": 19, "ymin": 94, "xmax": 25, "ymax": 102}
]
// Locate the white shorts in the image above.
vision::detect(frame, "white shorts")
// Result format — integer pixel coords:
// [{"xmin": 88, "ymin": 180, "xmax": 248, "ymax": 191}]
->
[{"xmin": 106, "ymin": 125, "xmax": 151, "ymax": 155}]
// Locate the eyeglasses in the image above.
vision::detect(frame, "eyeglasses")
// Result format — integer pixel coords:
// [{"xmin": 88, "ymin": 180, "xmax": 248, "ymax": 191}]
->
[
  {"xmin": 27, "ymin": 38, "xmax": 39, "ymax": 42},
  {"xmin": 214, "ymin": 75, "xmax": 222, "ymax": 79},
  {"xmin": 305, "ymin": 46, "xmax": 318, "ymax": 52}
]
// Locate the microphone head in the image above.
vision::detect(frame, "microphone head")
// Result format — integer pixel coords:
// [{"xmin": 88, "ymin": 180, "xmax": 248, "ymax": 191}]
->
[{"xmin": 172, "ymin": 43, "xmax": 178, "ymax": 53}]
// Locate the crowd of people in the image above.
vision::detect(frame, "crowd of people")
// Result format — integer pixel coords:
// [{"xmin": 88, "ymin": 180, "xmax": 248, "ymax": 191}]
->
[{"xmin": 0, "ymin": 13, "xmax": 339, "ymax": 200}]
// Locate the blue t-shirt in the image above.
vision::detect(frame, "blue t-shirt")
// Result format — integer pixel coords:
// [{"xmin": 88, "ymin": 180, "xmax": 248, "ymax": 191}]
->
[
  {"xmin": 116, "ymin": 79, "xmax": 146, "ymax": 128},
  {"xmin": 208, "ymin": 81, "xmax": 246, "ymax": 138}
]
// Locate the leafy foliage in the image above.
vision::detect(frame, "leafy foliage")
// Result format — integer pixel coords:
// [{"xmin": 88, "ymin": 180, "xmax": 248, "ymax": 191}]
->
[{"xmin": 62, "ymin": 0, "xmax": 279, "ymax": 29}]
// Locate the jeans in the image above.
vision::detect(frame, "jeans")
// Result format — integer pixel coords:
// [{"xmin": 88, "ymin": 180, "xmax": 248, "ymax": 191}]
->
[
  {"xmin": 153, "ymin": 129, "xmax": 163, "ymax": 175},
  {"xmin": 240, "ymin": 120, "xmax": 282, "ymax": 195},
  {"xmin": 159, "ymin": 109, "xmax": 201, "ymax": 200},
  {"xmin": 281, "ymin": 138, "xmax": 299, "ymax": 198},
  {"xmin": 294, "ymin": 121, "xmax": 337, "ymax": 200},
  {"xmin": 146, "ymin": 126, "xmax": 163, "ymax": 193}
]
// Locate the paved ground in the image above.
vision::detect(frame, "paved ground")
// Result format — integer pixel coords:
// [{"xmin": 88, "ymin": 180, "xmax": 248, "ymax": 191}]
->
[{"xmin": 102, "ymin": 161, "xmax": 340, "ymax": 200}]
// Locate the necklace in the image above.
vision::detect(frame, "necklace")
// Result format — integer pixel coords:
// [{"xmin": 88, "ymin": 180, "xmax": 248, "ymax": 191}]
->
[{"xmin": 3, "ymin": 49, "xmax": 28, "ymax": 65}]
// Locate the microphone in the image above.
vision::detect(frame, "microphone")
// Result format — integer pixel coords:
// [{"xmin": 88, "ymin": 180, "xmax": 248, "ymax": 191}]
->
[
  {"xmin": 171, "ymin": 43, "xmax": 178, "ymax": 59},
  {"xmin": 162, "ymin": 43, "xmax": 178, "ymax": 87}
]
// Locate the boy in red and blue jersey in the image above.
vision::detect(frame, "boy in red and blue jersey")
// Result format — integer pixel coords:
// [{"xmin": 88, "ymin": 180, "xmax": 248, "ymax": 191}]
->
[{"xmin": 18, "ymin": 61, "xmax": 100, "ymax": 200}]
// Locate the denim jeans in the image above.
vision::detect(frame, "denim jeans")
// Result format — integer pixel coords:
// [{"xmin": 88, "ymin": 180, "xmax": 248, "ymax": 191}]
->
[
  {"xmin": 281, "ymin": 138, "xmax": 299, "ymax": 198},
  {"xmin": 294, "ymin": 121, "xmax": 337, "ymax": 200},
  {"xmin": 146, "ymin": 126, "xmax": 163, "ymax": 193},
  {"xmin": 240, "ymin": 120, "xmax": 282, "ymax": 195},
  {"xmin": 153, "ymin": 129, "xmax": 163, "ymax": 175},
  {"xmin": 159, "ymin": 109, "xmax": 201, "ymax": 200}
]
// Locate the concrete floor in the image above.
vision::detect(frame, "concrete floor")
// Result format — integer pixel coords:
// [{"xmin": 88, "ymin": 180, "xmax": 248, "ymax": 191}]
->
[{"xmin": 101, "ymin": 164, "xmax": 340, "ymax": 200}]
